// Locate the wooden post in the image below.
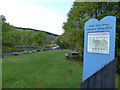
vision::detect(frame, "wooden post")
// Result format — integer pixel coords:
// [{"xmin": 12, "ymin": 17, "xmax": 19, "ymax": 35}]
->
[{"xmin": 81, "ymin": 59, "xmax": 116, "ymax": 88}]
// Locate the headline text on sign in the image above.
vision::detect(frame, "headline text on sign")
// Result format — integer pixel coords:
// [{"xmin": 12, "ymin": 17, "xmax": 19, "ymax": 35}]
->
[{"xmin": 86, "ymin": 24, "xmax": 112, "ymax": 31}]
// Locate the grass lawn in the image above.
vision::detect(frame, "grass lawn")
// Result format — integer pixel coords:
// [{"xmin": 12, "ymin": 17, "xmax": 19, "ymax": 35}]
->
[
  {"xmin": 2, "ymin": 50, "xmax": 83, "ymax": 88},
  {"xmin": 116, "ymin": 74, "xmax": 120, "ymax": 88},
  {"xmin": 2, "ymin": 49, "xmax": 119, "ymax": 88}
]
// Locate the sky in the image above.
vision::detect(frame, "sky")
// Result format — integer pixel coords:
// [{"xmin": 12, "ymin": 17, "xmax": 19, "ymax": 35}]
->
[{"xmin": 0, "ymin": 0, "xmax": 75, "ymax": 35}]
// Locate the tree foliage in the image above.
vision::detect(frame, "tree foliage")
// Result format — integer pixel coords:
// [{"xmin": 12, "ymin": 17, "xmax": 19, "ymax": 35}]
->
[
  {"xmin": 1, "ymin": 15, "xmax": 53, "ymax": 48},
  {"xmin": 56, "ymin": 2, "xmax": 120, "ymax": 74}
]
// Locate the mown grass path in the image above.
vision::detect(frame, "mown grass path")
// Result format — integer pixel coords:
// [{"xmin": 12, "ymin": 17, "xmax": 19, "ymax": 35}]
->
[{"xmin": 3, "ymin": 50, "xmax": 83, "ymax": 88}]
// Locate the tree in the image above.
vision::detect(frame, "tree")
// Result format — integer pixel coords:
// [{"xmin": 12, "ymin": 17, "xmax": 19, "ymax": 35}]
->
[
  {"xmin": 57, "ymin": 2, "xmax": 120, "ymax": 74},
  {"xmin": 2, "ymin": 16, "xmax": 52, "ymax": 48},
  {"xmin": 59, "ymin": 2, "xmax": 119, "ymax": 52},
  {"xmin": 2, "ymin": 19, "xmax": 17, "ymax": 46}
]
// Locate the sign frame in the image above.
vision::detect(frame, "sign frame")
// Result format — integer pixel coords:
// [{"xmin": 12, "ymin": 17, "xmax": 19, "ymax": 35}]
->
[{"xmin": 87, "ymin": 31, "xmax": 110, "ymax": 54}]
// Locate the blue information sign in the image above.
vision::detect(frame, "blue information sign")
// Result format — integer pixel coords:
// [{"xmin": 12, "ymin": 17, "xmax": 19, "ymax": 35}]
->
[{"xmin": 82, "ymin": 16, "xmax": 116, "ymax": 81}]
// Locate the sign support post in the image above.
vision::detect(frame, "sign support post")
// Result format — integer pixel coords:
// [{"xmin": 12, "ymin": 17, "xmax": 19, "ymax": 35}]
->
[{"xmin": 81, "ymin": 16, "xmax": 116, "ymax": 88}]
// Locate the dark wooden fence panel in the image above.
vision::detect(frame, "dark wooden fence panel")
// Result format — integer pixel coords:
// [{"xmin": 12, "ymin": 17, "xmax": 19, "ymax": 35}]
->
[
  {"xmin": 101, "ymin": 59, "xmax": 116, "ymax": 88},
  {"xmin": 94, "ymin": 70, "xmax": 102, "ymax": 88},
  {"xmin": 80, "ymin": 59, "xmax": 116, "ymax": 88}
]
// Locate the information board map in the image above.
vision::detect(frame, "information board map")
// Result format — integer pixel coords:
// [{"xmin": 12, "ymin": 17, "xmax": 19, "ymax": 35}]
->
[{"xmin": 88, "ymin": 32, "xmax": 110, "ymax": 54}]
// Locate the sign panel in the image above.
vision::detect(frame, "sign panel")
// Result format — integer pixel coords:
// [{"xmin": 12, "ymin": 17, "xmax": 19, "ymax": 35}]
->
[
  {"xmin": 88, "ymin": 32, "xmax": 110, "ymax": 54},
  {"xmin": 82, "ymin": 16, "xmax": 116, "ymax": 81}
]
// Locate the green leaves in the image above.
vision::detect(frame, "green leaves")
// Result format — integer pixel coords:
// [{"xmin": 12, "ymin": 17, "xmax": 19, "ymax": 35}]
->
[
  {"xmin": 57, "ymin": 2, "xmax": 120, "ymax": 56},
  {"xmin": 1, "ymin": 16, "xmax": 51, "ymax": 47}
]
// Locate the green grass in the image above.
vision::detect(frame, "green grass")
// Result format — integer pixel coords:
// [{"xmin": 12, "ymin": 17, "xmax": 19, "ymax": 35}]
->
[
  {"xmin": 2, "ymin": 50, "xmax": 83, "ymax": 88},
  {"xmin": 115, "ymin": 74, "xmax": 120, "ymax": 89},
  {"xmin": 2, "ymin": 49, "xmax": 119, "ymax": 88}
]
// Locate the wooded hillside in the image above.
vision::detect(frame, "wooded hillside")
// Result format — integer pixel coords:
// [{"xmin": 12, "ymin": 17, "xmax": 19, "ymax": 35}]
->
[{"xmin": 1, "ymin": 15, "xmax": 57, "ymax": 51}]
